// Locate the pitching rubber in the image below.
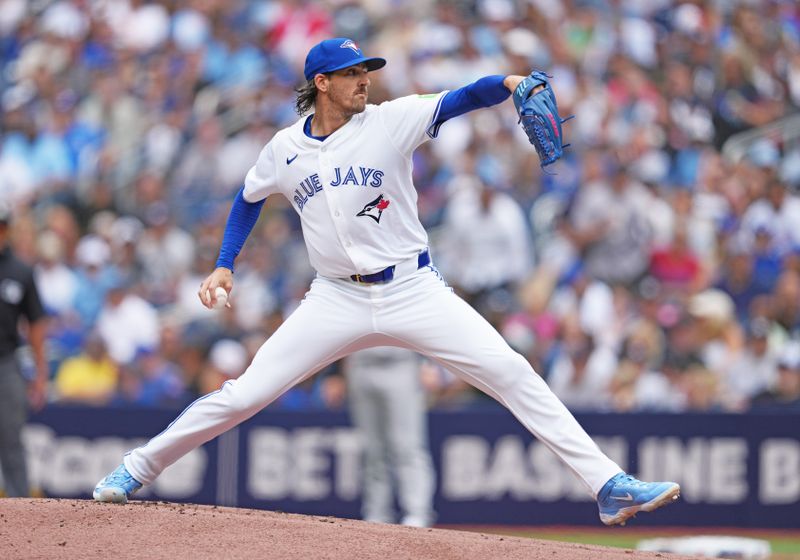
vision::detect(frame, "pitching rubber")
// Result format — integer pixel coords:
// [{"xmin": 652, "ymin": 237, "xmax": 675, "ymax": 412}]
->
[{"xmin": 600, "ymin": 484, "xmax": 681, "ymax": 526}]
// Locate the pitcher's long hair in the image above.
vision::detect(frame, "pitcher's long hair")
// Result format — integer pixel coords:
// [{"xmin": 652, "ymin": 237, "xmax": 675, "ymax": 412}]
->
[{"xmin": 295, "ymin": 79, "xmax": 319, "ymax": 115}]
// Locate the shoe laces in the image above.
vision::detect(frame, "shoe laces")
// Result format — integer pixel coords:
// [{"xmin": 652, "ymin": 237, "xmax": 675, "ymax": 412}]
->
[
  {"xmin": 616, "ymin": 474, "xmax": 648, "ymax": 488},
  {"xmin": 106, "ymin": 467, "xmax": 135, "ymax": 486}
]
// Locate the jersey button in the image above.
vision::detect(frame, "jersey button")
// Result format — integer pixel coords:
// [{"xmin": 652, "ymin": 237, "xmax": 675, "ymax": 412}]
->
[{"xmin": 334, "ymin": 211, "xmax": 340, "ymax": 217}]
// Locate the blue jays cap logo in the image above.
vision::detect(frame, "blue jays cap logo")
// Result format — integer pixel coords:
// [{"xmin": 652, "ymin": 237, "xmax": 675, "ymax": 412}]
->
[
  {"xmin": 340, "ymin": 39, "xmax": 360, "ymax": 54},
  {"xmin": 304, "ymin": 37, "xmax": 387, "ymax": 81}
]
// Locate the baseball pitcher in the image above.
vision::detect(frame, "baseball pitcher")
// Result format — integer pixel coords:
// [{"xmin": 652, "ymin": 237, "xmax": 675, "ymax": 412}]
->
[{"xmin": 95, "ymin": 38, "xmax": 680, "ymax": 526}]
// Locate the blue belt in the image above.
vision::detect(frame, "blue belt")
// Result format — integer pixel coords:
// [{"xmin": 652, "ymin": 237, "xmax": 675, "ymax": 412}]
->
[{"xmin": 350, "ymin": 249, "xmax": 431, "ymax": 284}]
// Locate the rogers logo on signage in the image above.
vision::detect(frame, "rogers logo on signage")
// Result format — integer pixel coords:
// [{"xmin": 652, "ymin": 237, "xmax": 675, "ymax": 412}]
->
[{"xmin": 20, "ymin": 424, "xmax": 208, "ymax": 498}]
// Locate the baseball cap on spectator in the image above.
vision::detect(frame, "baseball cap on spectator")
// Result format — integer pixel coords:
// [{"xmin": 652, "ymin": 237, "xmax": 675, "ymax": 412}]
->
[
  {"xmin": 478, "ymin": 0, "xmax": 516, "ymax": 22},
  {"xmin": 303, "ymin": 38, "xmax": 386, "ymax": 81},
  {"xmin": 40, "ymin": 1, "xmax": 88, "ymax": 40},
  {"xmin": 89, "ymin": 210, "xmax": 118, "ymax": 239},
  {"xmin": 777, "ymin": 342, "xmax": 800, "ymax": 371},
  {"xmin": 673, "ymin": 3, "xmax": 703, "ymax": 36},
  {"xmin": 111, "ymin": 216, "xmax": 144, "ymax": 247},
  {"xmin": 687, "ymin": 289, "xmax": 734, "ymax": 324},
  {"xmin": 748, "ymin": 138, "xmax": 780, "ymax": 168},
  {"xmin": 209, "ymin": 339, "xmax": 248, "ymax": 379},
  {"xmin": 502, "ymin": 28, "xmax": 544, "ymax": 62},
  {"xmin": 172, "ymin": 9, "xmax": 210, "ymax": 52},
  {"xmin": 75, "ymin": 235, "xmax": 111, "ymax": 268}
]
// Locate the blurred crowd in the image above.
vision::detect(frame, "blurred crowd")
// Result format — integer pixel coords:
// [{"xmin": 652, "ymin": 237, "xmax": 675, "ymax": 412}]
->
[{"xmin": 2, "ymin": 0, "xmax": 800, "ymax": 413}]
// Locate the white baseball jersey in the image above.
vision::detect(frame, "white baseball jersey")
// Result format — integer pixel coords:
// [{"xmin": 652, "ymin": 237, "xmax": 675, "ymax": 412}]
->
[{"xmin": 242, "ymin": 93, "xmax": 446, "ymax": 278}]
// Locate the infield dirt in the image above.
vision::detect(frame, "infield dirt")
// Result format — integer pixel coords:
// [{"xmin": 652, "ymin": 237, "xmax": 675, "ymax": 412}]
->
[{"xmin": 0, "ymin": 498, "xmax": 699, "ymax": 559}]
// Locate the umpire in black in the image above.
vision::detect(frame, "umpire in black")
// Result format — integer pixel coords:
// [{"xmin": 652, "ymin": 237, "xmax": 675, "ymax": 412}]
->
[{"xmin": 0, "ymin": 203, "xmax": 48, "ymax": 497}]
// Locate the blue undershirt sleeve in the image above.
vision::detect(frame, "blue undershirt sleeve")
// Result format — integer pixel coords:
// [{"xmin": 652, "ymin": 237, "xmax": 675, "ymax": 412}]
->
[
  {"xmin": 436, "ymin": 75, "xmax": 510, "ymax": 125},
  {"xmin": 215, "ymin": 187, "xmax": 266, "ymax": 272}
]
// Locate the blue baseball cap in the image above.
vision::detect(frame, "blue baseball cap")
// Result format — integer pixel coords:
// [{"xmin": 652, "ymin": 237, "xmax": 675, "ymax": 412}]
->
[{"xmin": 303, "ymin": 38, "xmax": 386, "ymax": 81}]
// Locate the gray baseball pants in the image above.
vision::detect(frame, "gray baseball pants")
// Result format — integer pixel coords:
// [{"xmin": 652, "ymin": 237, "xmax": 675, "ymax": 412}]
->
[
  {"xmin": 345, "ymin": 348, "xmax": 435, "ymax": 526},
  {"xmin": 0, "ymin": 354, "xmax": 29, "ymax": 497}
]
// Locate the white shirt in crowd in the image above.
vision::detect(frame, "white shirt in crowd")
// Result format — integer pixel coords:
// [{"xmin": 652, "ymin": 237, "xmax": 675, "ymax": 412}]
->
[
  {"xmin": 97, "ymin": 293, "xmax": 160, "ymax": 365},
  {"xmin": 440, "ymin": 182, "xmax": 531, "ymax": 293}
]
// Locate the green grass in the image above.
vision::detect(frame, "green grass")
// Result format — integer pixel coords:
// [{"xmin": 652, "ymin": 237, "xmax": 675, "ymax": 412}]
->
[
  {"xmin": 771, "ymin": 540, "xmax": 800, "ymax": 555},
  {"xmin": 477, "ymin": 529, "xmax": 800, "ymax": 557}
]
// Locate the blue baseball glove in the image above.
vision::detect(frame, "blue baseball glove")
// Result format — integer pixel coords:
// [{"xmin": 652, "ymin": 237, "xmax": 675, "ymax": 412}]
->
[{"xmin": 512, "ymin": 71, "xmax": 572, "ymax": 169}]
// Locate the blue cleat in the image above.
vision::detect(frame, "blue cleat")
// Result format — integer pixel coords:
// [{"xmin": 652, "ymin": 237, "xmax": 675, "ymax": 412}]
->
[
  {"xmin": 597, "ymin": 473, "xmax": 680, "ymax": 526},
  {"xmin": 93, "ymin": 464, "xmax": 143, "ymax": 504}
]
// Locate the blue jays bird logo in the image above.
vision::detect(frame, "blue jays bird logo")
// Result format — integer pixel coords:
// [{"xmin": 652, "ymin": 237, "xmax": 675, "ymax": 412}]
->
[
  {"xmin": 340, "ymin": 39, "xmax": 360, "ymax": 54},
  {"xmin": 357, "ymin": 194, "xmax": 390, "ymax": 223}
]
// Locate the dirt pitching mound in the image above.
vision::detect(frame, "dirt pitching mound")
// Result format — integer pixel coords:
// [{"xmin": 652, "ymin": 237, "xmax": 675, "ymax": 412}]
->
[{"xmin": 0, "ymin": 498, "xmax": 697, "ymax": 560}]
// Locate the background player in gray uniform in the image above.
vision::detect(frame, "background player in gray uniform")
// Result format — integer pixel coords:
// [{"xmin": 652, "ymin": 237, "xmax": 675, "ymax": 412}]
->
[
  {"xmin": 344, "ymin": 347, "xmax": 435, "ymax": 527},
  {"xmin": 95, "ymin": 37, "xmax": 680, "ymax": 526}
]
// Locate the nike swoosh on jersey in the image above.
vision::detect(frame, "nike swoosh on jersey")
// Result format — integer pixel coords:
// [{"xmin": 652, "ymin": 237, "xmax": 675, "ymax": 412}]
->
[
  {"xmin": 287, "ymin": 154, "xmax": 299, "ymax": 165},
  {"xmin": 611, "ymin": 492, "xmax": 634, "ymax": 502}
]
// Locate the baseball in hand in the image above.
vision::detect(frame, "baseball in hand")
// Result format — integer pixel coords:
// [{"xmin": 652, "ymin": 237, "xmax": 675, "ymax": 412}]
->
[{"xmin": 211, "ymin": 286, "xmax": 228, "ymax": 309}]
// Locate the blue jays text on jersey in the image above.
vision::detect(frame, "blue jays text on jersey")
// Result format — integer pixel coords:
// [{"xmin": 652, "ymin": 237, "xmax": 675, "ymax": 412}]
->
[
  {"xmin": 293, "ymin": 173, "xmax": 323, "ymax": 211},
  {"xmin": 330, "ymin": 166, "xmax": 384, "ymax": 188},
  {"xmin": 294, "ymin": 166, "xmax": 385, "ymax": 212}
]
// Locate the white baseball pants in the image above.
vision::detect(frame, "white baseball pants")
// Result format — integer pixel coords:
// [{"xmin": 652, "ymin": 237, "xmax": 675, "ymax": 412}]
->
[{"xmin": 125, "ymin": 264, "xmax": 621, "ymax": 496}]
